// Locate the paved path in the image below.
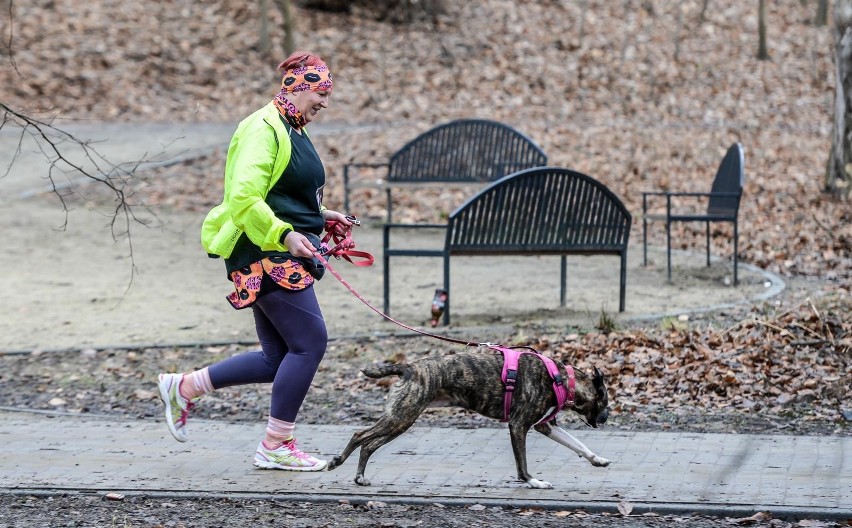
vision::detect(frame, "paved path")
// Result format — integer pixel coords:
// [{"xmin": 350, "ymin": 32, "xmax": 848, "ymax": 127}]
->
[
  {"xmin": 1, "ymin": 120, "xmax": 848, "ymax": 521},
  {"xmin": 0, "ymin": 411, "xmax": 849, "ymax": 520}
]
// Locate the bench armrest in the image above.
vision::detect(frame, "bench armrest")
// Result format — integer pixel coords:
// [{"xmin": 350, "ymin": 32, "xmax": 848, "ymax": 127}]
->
[
  {"xmin": 383, "ymin": 223, "xmax": 447, "ymax": 251},
  {"xmin": 383, "ymin": 223, "xmax": 447, "ymax": 230},
  {"xmin": 642, "ymin": 190, "xmax": 740, "ymax": 206},
  {"xmin": 658, "ymin": 191, "xmax": 740, "ymax": 198},
  {"xmin": 343, "ymin": 162, "xmax": 391, "ymax": 213},
  {"xmin": 343, "ymin": 162, "xmax": 391, "ymax": 186},
  {"xmin": 343, "ymin": 162, "xmax": 390, "ymax": 182},
  {"xmin": 343, "ymin": 162, "xmax": 390, "ymax": 171}
]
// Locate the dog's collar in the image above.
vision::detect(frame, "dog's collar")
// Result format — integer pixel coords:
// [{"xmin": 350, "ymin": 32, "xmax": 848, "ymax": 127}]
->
[{"xmin": 492, "ymin": 345, "xmax": 575, "ymax": 425}]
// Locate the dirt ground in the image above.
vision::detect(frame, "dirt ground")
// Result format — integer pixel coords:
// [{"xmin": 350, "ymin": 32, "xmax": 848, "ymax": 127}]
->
[{"xmin": 0, "ymin": 190, "xmax": 782, "ymax": 354}]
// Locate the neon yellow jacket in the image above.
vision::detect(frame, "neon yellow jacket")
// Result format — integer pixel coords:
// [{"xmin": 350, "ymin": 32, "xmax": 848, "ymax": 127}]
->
[{"xmin": 201, "ymin": 102, "xmax": 297, "ymax": 258}]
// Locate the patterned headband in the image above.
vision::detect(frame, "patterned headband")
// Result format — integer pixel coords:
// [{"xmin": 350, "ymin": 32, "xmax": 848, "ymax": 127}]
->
[{"xmin": 280, "ymin": 65, "xmax": 333, "ymax": 93}]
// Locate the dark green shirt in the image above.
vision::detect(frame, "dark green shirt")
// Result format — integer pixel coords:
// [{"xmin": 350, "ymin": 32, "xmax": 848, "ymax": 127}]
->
[{"xmin": 225, "ymin": 122, "xmax": 325, "ymax": 274}]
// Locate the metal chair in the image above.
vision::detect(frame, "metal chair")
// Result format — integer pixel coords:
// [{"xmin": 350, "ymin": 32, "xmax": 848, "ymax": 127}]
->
[{"xmin": 642, "ymin": 143, "xmax": 745, "ymax": 284}]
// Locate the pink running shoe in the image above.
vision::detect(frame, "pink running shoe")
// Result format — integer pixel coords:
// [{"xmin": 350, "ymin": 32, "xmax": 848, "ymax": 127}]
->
[
  {"xmin": 253, "ymin": 438, "xmax": 328, "ymax": 471},
  {"xmin": 157, "ymin": 373, "xmax": 197, "ymax": 442}
]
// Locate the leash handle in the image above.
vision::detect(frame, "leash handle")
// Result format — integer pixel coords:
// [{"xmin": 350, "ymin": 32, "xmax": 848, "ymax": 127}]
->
[{"xmin": 321, "ymin": 219, "xmax": 374, "ymax": 266}]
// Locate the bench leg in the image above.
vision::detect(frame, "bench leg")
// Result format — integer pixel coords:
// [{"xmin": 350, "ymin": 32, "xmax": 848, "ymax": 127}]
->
[
  {"xmin": 383, "ymin": 227, "xmax": 391, "ymax": 315},
  {"xmin": 733, "ymin": 220, "xmax": 739, "ymax": 286},
  {"xmin": 560, "ymin": 256, "xmax": 567, "ymax": 307},
  {"xmin": 666, "ymin": 219, "xmax": 672, "ymax": 282},
  {"xmin": 385, "ymin": 188, "xmax": 393, "ymax": 223},
  {"xmin": 642, "ymin": 217, "xmax": 648, "ymax": 266},
  {"xmin": 383, "ymin": 252, "xmax": 391, "ymax": 315},
  {"xmin": 442, "ymin": 253, "xmax": 451, "ymax": 326},
  {"xmin": 620, "ymin": 252, "xmax": 627, "ymax": 312},
  {"xmin": 705, "ymin": 221, "xmax": 711, "ymax": 267},
  {"xmin": 343, "ymin": 168, "xmax": 351, "ymax": 214}
]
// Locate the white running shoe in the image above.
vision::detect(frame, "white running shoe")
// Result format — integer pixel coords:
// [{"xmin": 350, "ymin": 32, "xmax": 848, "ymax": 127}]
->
[
  {"xmin": 157, "ymin": 373, "xmax": 197, "ymax": 442},
  {"xmin": 253, "ymin": 438, "xmax": 328, "ymax": 471}
]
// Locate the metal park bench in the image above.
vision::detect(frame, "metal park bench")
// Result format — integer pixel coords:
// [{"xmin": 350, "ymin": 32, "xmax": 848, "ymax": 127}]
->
[
  {"xmin": 383, "ymin": 167, "xmax": 633, "ymax": 325},
  {"xmin": 343, "ymin": 119, "xmax": 547, "ymax": 222},
  {"xmin": 641, "ymin": 143, "xmax": 745, "ymax": 284}
]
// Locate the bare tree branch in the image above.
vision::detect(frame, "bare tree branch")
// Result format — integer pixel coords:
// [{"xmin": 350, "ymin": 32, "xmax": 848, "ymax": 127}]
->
[{"xmin": 0, "ymin": 102, "xmax": 170, "ymax": 293}]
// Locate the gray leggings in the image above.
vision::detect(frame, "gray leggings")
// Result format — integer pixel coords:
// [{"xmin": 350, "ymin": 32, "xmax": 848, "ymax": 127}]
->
[{"xmin": 207, "ymin": 286, "xmax": 327, "ymax": 422}]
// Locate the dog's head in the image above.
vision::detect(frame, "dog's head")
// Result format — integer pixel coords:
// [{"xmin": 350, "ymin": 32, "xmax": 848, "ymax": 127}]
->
[{"xmin": 573, "ymin": 367, "xmax": 609, "ymax": 428}]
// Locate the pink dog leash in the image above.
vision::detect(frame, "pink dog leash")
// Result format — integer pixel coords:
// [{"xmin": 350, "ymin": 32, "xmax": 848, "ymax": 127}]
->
[{"xmin": 314, "ymin": 219, "xmax": 479, "ymax": 347}]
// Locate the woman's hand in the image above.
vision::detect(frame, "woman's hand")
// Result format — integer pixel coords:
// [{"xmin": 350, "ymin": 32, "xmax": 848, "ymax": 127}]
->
[
  {"xmin": 283, "ymin": 231, "xmax": 318, "ymax": 258},
  {"xmin": 322, "ymin": 209, "xmax": 353, "ymax": 236}
]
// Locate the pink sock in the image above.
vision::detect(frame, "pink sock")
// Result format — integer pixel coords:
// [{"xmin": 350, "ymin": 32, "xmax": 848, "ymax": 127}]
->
[
  {"xmin": 263, "ymin": 417, "xmax": 296, "ymax": 448},
  {"xmin": 179, "ymin": 368, "xmax": 213, "ymax": 401}
]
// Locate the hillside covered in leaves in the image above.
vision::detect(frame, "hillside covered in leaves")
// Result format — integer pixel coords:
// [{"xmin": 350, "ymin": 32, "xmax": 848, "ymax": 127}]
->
[{"xmin": 3, "ymin": 0, "xmax": 850, "ymax": 281}]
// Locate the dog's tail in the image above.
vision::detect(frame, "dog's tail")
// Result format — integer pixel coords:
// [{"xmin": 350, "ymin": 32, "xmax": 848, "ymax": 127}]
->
[{"xmin": 362, "ymin": 363, "xmax": 411, "ymax": 380}]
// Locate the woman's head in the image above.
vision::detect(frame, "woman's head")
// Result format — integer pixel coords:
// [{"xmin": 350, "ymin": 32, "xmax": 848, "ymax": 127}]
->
[
  {"xmin": 277, "ymin": 51, "xmax": 328, "ymax": 73},
  {"xmin": 277, "ymin": 51, "xmax": 333, "ymax": 124}
]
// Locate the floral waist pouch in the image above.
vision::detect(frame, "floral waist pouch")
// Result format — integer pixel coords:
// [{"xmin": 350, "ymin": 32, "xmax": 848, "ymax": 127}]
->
[{"xmin": 226, "ymin": 256, "xmax": 317, "ymax": 309}]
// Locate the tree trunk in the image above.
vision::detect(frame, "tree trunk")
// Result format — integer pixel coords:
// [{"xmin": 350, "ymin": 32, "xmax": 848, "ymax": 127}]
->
[
  {"xmin": 827, "ymin": 0, "xmax": 852, "ymax": 197},
  {"xmin": 816, "ymin": 0, "xmax": 829, "ymax": 26},
  {"xmin": 757, "ymin": 0, "xmax": 770, "ymax": 60},
  {"xmin": 259, "ymin": 0, "xmax": 271, "ymax": 54},
  {"xmin": 577, "ymin": 0, "xmax": 588, "ymax": 49},
  {"xmin": 674, "ymin": 2, "xmax": 685, "ymax": 62},
  {"xmin": 698, "ymin": 0, "xmax": 709, "ymax": 25},
  {"xmin": 274, "ymin": 0, "xmax": 295, "ymax": 56}
]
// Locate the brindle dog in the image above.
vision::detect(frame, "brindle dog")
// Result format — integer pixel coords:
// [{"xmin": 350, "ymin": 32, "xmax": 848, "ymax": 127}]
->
[{"xmin": 327, "ymin": 351, "xmax": 611, "ymax": 489}]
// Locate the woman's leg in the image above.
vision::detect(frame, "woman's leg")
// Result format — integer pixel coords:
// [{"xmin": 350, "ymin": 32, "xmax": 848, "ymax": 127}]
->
[
  {"xmin": 250, "ymin": 286, "xmax": 329, "ymax": 471},
  {"xmin": 205, "ymin": 304, "xmax": 289, "ymax": 388},
  {"xmin": 157, "ymin": 303, "xmax": 288, "ymax": 443},
  {"xmin": 253, "ymin": 286, "xmax": 328, "ymax": 423}
]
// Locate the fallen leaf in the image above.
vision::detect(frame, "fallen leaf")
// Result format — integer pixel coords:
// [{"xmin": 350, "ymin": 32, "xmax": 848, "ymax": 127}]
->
[
  {"xmin": 617, "ymin": 501, "xmax": 633, "ymax": 516},
  {"xmin": 134, "ymin": 389, "xmax": 156, "ymax": 400},
  {"xmin": 735, "ymin": 511, "xmax": 772, "ymax": 524}
]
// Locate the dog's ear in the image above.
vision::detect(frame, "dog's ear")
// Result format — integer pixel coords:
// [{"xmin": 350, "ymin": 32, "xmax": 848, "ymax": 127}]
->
[{"xmin": 593, "ymin": 367, "xmax": 606, "ymax": 398}]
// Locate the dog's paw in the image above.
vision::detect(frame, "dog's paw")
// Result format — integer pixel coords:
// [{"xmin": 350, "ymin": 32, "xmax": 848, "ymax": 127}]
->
[
  {"xmin": 327, "ymin": 457, "xmax": 342, "ymax": 471},
  {"xmin": 591, "ymin": 456, "xmax": 610, "ymax": 467},
  {"xmin": 354, "ymin": 475, "xmax": 371, "ymax": 486},
  {"xmin": 526, "ymin": 478, "xmax": 553, "ymax": 489}
]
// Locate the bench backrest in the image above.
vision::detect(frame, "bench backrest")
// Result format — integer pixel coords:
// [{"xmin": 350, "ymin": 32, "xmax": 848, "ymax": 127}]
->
[
  {"xmin": 446, "ymin": 167, "xmax": 632, "ymax": 255},
  {"xmin": 387, "ymin": 119, "xmax": 547, "ymax": 183},
  {"xmin": 707, "ymin": 143, "xmax": 745, "ymax": 216}
]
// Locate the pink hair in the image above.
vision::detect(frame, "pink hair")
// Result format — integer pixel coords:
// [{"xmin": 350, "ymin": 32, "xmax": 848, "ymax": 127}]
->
[{"xmin": 277, "ymin": 51, "xmax": 328, "ymax": 72}]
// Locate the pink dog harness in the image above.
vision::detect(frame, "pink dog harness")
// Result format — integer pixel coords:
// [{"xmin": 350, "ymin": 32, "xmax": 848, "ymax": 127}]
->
[{"xmin": 492, "ymin": 345, "xmax": 575, "ymax": 425}]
